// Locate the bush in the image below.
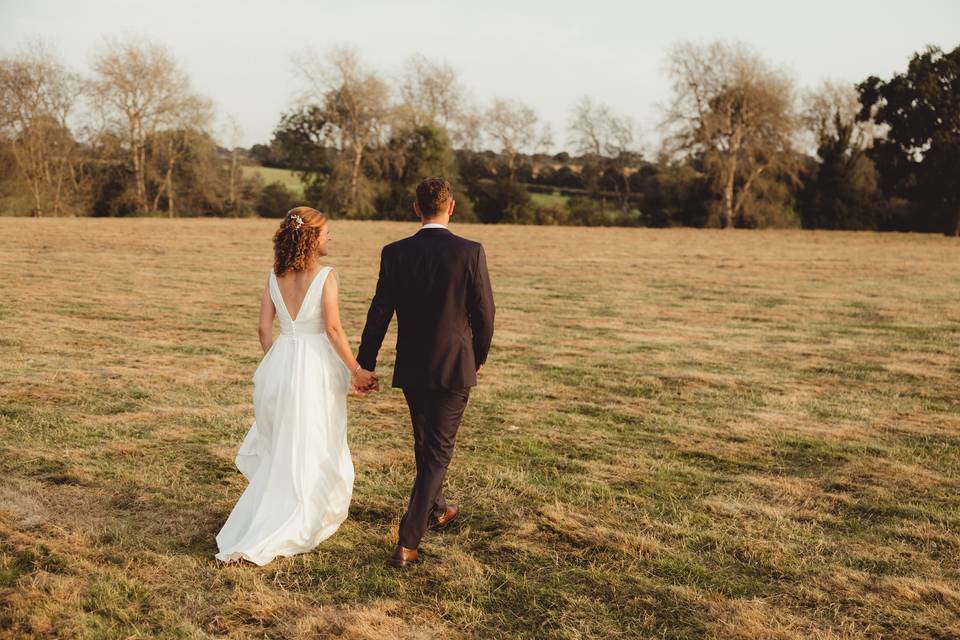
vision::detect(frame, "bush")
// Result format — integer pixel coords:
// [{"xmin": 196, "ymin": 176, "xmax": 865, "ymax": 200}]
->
[
  {"xmin": 257, "ymin": 182, "xmax": 298, "ymax": 218},
  {"xmin": 532, "ymin": 204, "xmax": 570, "ymax": 225},
  {"xmin": 567, "ymin": 196, "xmax": 607, "ymax": 226},
  {"xmin": 471, "ymin": 179, "xmax": 535, "ymax": 224}
]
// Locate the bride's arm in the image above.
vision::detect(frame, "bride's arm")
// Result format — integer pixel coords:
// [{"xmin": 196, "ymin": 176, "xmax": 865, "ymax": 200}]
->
[
  {"xmin": 258, "ymin": 278, "xmax": 275, "ymax": 353},
  {"xmin": 321, "ymin": 270, "xmax": 375, "ymax": 390}
]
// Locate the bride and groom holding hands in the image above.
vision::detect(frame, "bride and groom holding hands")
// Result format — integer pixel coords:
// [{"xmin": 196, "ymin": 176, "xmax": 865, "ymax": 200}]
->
[{"xmin": 215, "ymin": 177, "xmax": 496, "ymax": 569}]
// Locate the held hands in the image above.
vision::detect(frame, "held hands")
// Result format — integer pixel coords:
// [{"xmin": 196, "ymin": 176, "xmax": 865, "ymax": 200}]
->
[{"xmin": 351, "ymin": 366, "xmax": 379, "ymax": 396}]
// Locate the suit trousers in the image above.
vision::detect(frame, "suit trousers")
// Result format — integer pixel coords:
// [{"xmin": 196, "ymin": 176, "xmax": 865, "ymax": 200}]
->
[{"xmin": 398, "ymin": 387, "xmax": 471, "ymax": 549}]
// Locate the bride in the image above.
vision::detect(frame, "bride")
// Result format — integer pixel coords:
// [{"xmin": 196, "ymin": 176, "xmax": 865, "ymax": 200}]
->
[{"xmin": 215, "ymin": 207, "xmax": 376, "ymax": 566}]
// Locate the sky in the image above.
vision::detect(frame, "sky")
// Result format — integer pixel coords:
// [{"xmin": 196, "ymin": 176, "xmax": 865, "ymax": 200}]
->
[{"xmin": 2, "ymin": 0, "xmax": 958, "ymax": 152}]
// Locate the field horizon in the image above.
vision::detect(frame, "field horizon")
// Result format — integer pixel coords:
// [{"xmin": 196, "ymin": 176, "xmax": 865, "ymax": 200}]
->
[{"xmin": 1, "ymin": 219, "xmax": 959, "ymax": 639}]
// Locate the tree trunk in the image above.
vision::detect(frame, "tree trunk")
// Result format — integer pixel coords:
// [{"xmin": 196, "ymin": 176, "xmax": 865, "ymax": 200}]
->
[
  {"xmin": 733, "ymin": 167, "xmax": 765, "ymax": 219},
  {"xmin": 721, "ymin": 159, "xmax": 735, "ymax": 229},
  {"xmin": 620, "ymin": 168, "xmax": 631, "ymax": 214},
  {"xmin": 165, "ymin": 142, "xmax": 176, "ymax": 218},
  {"xmin": 21, "ymin": 135, "xmax": 41, "ymax": 217},
  {"xmin": 130, "ymin": 117, "xmax": 148, "ymax": 212},
  {"xmin": 31, "ymin": 182, "xmax": 42, "ymax": 218},
  {"xmin": 132, "ymin": 143, "xmax": 147, "ymax": 212},
  {"xmin": 228, "ymin": 149, "xmax": 239, "ymax": 214},
  {"xmin": 52, "ymin": 155, "xmax": 66, "ymax": 216},
  {"xmin": 167, "ymin": 175, "xmax": 175, "ymax": 218},
  {"xmin": 25, "ymin": 151, "xmax": 43, "ymax": 217},
  {"xmin": 350, "ymin": 144, "xmax": 363, "ymax": 213}
]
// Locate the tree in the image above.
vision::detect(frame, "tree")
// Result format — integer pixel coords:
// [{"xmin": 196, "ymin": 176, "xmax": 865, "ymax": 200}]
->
[
  {"xmin": 858, "ymin": 44, "xmax": 960, "ymax": 235},
  {"xmin": 150, "ymin": 99, "xmax": 213, "ymax": 217},
  {"xmin": 568, "ymin": 96, "xmax": 640, "ymax": 212},
  {"xmin": 452, "ymin": 103, "xmax": 486, "ymax": 152},
  {"xmin": 663, "ymin": 41, "xmax": 800, "ymax": 228},
  {"xmin": 634, "ymin": 157, "xmax": 711, "ymax": 227},
  {"xmin": 397, "ymin": 54, "xmax": 464, "ymax": 130},
  {"xmin": 799, "ymin": 82, "xmax": 882, "ymax": 230},
  {"xmin": 271, "ymin": 105, "xmax": 335, "ymax": 203},
  {"xmin": 802, "ymin": 80, "xmax": 879, "ymax": 152},
  {"xmin": 0, "ymin": 44, "xmax": 87, "ymax": 216},
  {"xmin": 92, "ymin": 39, "xmax": 211, "ymax": 213},
  {"xmin": 471, "ymin": 179, "xmax": 534, "ymax": 224},
  {"xmin": 374, "ymin": 124, "xmax": 473, "ymax": 221},
  {"xmin": 160, "ymin": 130, "xmax": 232, "ymax": 215},
  {"xmin": 294, "ymin": 47, "xmax": 390, "ymax": 216},
  {"xmin": 484, "ymin": 98, "xmax": 539, "ymax": 181},
  {"xmin": 257, "ymin": 181, "xmax": 298, "ymax": 218},
  {"xmin": 223, "ymin": 115, "xmax": 244, "ymax": 215}
]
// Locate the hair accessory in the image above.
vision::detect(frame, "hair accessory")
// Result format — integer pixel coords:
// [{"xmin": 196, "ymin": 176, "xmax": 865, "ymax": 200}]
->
[{"xmin": 289, "ymin": 213, "xmax": 303, "ymax": 229}]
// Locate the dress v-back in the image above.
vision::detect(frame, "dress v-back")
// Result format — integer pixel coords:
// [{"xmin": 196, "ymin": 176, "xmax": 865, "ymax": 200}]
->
[{"xmin": 215, "ymin": 266, "xmax": 354, "ymax": 565}]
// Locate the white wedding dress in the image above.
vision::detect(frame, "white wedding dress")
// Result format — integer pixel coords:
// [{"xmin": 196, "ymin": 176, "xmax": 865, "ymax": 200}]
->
[{"xmin": 215, "ymin": 266, "xmax": 354, "ymax": 566}]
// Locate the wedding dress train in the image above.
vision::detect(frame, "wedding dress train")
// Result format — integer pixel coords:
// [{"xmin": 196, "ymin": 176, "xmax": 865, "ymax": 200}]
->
[{"xmin": 216, "ymin": 266, "xmax": 353, "ymax": 566}]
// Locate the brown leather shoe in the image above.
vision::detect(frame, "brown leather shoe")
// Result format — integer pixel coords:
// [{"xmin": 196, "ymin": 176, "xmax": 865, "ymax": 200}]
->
[
  {"xmin": 388, "ymin": 545, "xmax": 421, "ymax": 568},
  {"xmin": 429, "ymin": 504, "xmax": 459, "ymax": 531}
]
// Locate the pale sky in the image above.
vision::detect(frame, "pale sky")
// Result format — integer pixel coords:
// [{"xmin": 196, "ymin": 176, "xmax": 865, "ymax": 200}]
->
[{"xmin": 2, "ymin": 0, "xmax": 958, "ymax": 153}]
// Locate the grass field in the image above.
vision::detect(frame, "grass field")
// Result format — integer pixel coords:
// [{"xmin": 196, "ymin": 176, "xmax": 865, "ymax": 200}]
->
[
  {"xmin": 240, "ymin": 166, "xmax": 305, "ymax": 197},
  {"xmin": 1, "ymin": 219, "xmax": 959, "ymax": 639}
]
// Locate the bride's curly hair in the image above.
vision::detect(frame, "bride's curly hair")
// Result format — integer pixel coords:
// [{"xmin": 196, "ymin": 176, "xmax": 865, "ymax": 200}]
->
[{"xmin": 273, "ymin": 207, "xmax": 328, "ymax": 276}]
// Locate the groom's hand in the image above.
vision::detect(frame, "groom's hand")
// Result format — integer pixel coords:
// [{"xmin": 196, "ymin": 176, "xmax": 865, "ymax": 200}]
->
[
  {"xmin": 360, "ymin": 373, "xmax": 379, "ymax": 394},
  {"xmin": 351, "ymin": 368, "xmax": 378, "ymax": 396}
]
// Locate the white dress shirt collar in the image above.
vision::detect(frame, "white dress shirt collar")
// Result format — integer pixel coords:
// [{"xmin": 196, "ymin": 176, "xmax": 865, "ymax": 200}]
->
[{"xmin": 420, "ymin": 222, "xmax": 448, "ymax": 229}]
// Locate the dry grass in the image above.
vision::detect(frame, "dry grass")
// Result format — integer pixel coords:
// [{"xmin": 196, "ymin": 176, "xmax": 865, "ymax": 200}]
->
[{"xmin": 1, "ymin": 218, "xmax": 958, "ymax": 639}]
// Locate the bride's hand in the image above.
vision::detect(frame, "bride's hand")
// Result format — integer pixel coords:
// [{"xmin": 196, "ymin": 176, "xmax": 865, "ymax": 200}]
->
[{"xmin": 351, "ymin": 368, "xmax": 378, "ymax": 395}]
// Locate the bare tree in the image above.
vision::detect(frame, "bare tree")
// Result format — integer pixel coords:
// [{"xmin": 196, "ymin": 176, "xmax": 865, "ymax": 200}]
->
[
  {"xmin": 222, "ymin": 115, "xmax": 244, "ymax": 215},
  {"xmin": 397, "ymin": 54, "xmax": 464, "ymax": 130},
  {"xmin": 150, "ymin": 97, "xmax": 213, "ymax": 217},
  {"xmin": 802, "ymin": 80, "xmax": 882, "ymax": 153},
  {"xmin": 536, "ymin": 122, "xmax": 554, "ymax": 155},
  {"xmin": 569, "ymin": 96, "xmax": 610, "ymax": 157},
  {"xmin": 663, "ymin": 41, "xmax": 800, "ymax": 228},
  {"xmin": 568, "ymin": 96, "xmax": 639, "ymax": 211},
  {"xmin": 484, "ymin": 98, "xmax": 539, "ymax": 180},
  {"xmin": 0, "ymin": 44, "xmax": 87, "ymax": 216},
  {"xmin": 92, "ymin": 39, "xmax": 209, "ymax": 213},
  {"xmin": 295, "ymin": 47, "xmax": 390, "ymax": 215},
  {"xmin": 451, "ymin": 101, "xmax": 485, "ymax": 152}
]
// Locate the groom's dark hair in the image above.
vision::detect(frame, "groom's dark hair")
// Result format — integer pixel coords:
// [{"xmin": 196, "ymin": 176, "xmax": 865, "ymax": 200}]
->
[{"xmin": 416, "ymin": 177, "xmax": 452, "ymax": 218}]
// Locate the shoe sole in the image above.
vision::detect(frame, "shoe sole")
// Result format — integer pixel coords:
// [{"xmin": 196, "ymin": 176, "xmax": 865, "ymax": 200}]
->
[{"xmin": 388, "ymin": 556, "xmax": 422, "ymax": 569}]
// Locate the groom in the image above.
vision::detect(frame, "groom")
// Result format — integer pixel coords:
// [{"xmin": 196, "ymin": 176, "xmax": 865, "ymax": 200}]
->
[{"xmin": 357, "ymin": 176, "xmax": 495, "ymax": 568}]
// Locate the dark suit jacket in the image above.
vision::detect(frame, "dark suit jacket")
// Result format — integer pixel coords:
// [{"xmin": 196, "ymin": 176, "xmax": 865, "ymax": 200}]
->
[{"xmin": 357, "ymin": 227, "xmax": 495, "ymax": 390}]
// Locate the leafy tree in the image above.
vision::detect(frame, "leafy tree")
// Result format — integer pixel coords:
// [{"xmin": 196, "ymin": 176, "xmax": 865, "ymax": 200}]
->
[
  {"xmin": 858, "ymin": 44, "xmax": 960, "ymax": 235},
  {"xmin": 249, "ymin": 143, "xmax": 280, "ymax": 167},
  {"xmin": 800, "ymin": 112, "xmax": 882, "ymax": 229},
  {"xmin": 271, "ymin": 105, "xmax": 334, "ymax": 201},
  {"xmin": 470, "ymin": 179, "xmax": 533, "ymax": 224},
  {"xmin": 551, "ymin": 165, "xmax": 584, "ymax": 189},
  {"xmin": 633, "ymin": 159, "xmax": 711, "ymax": 227},
  {"xmin": 374, "ymin": 124, "xmax": 474, "ymax": 221}
]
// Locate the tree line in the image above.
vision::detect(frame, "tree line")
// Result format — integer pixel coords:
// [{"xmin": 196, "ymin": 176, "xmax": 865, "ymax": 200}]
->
[{"xmin": 1, "ymin": 39, "xmax": 957, "ymax": 234}]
